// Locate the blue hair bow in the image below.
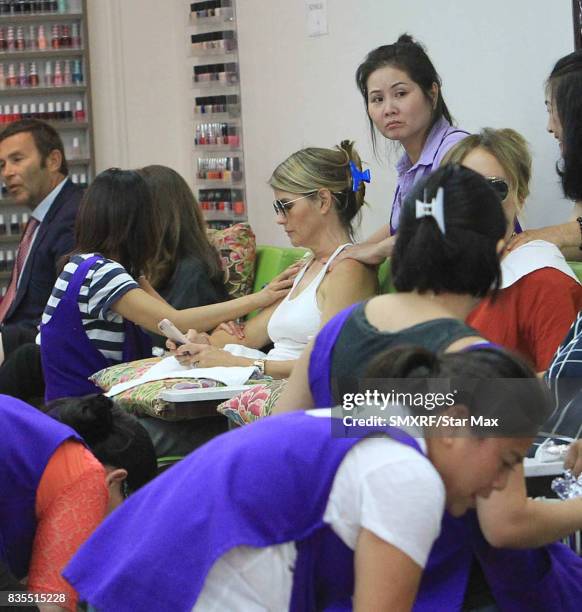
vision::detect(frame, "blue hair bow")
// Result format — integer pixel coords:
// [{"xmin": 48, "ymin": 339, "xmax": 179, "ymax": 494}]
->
[{"xmin": 349, "ymin": 161, "xmax": 371, "ymax": 192}]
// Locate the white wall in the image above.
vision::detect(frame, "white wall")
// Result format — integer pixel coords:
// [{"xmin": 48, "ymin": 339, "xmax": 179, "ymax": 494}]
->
[
  {"xmin": 86, "ymin": 0, "xmax": 573, "ymax": 247},
  {"xmin": 86, "ymin": 0, "xmax": 192, "ymax": 178}
]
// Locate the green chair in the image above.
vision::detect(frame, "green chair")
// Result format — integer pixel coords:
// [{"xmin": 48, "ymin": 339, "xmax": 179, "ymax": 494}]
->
[
  {"xmin": 568, "ymin": 261, "xmax": 582, "ymax": 283},
  {"xmin": 248, "ymin": 245, "xmax": 308, "ymax": 318}
]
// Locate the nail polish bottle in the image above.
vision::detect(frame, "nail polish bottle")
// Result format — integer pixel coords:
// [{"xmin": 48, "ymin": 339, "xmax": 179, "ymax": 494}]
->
[
  {"xmin": 72, "ymin": 59, "xmax": 82, "ymax": 83},
  {"xmin": 10, "ymin": 213, "xmax": 19, "ymax": 234},
  {"xmin": 44, "ymin": 60, "xmax": 52, "ymax": 86},
  {"xmin": 38, "ymin": 101, "xmax": 46, "ymax": 119},
  {"xmin": 17, "ymin": 62, "xmax": 27, "ymax": 87},
  {"xmin": 47, "ymin": 101, "xmax": 55, "ymax": 119},
  {"xmin": 71, "ymin": 22, "xmax": 80, "ymax": 48},
  {"xmin": 71, "ymin": 136, "xmax": 80, "ymax": 158},
  {"xmin": 0, "ymin": 216, "xmax": 4, "ymax": 235},
  {"xmin": 21, "ymin": 102, "xmax": 29, "ymax": 119},
  {"xmin": 22, "ymin": 1, "xmax": 32, "ymax": 14},
  {"xmin": 51, "ymin": 24, "xmax": 59, "ymax": 49},
  {"xmin": 29, "ymin": 61, "xmax": 39, "ymax": 86},
  {"xmin": 37, "ymin": 24, "xmax": 46, "ymax": 50},
  {"xmin": 57, "ymin": 0, "xmax": 67, "ymax": 13},
  {"xmin": 63, "ymin": 59, "xmax": 71, "ymax": 85},
  {"xmin": 29, "ymin": 102, "xmax": 37, "ymax": 118},
  {"xmin": 6, "ymin": 26, "xmax": 14, "ymax": 51},
  {"xmin": 60, "ymin": 24, "xmax": 71, "ymax": 47},
  {"xmin": 53, "ymin": 61, "xmax": 63, "ymax": 86},
  {"xmin": 15, "ymin": 26, "xmax": 24, "ymax": 50},
  {"xmin": 3, "ymin": 104, "xmax": 11, "ymax": 123},
  {"xmin": 74, "ymin": 100, "xmax": 85, "ymax": 121},
  {"xmin": 28, "ymin": 25, "xmax": 36, "ymax": 49},
  {"xmin": 55, "ymin": 100, "xmax": 63, "ymax": 120},
  {"xmin": 0, "ymin": 64, "xmax": 4, "ymax": 91},
  {"xmin": 6, "ymin": 250, "xmax": 14, "ymax": 272},
  {"xmin": 0, "ymin": 28, "xmax": 6, "ymax": 51},
  {"xmin": 63, "ymin": 100, "xmax": 72, "ymax": 121},
  {"xmin": 0, "ymin": 252, "xmax": 5, "ymax": 273},
  {"xmin": 41, "ymin": 1, "xmax": 52, "ymax": 12},
  {"xmin": 50, "ymin": 0, "xmax": 58, "ymax": 12},
  {"xmin": 0, "ymin": 1, "xmax": 9, "ymax": 15},
  {"xmin": 80, "ymin": 173, "xmax": 87, "ymax": 188},
  {"xmin": 6, "ymin": 63, "xmax": 16, "ymax": 88},
  {"xmin": 20, "ymin": 212, "xmax": 29, "ymax": 231}
]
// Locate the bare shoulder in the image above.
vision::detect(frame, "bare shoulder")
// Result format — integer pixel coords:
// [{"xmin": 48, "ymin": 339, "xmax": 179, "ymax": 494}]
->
[{"xmin": 327, "ymin": 257, "xmax": 376, "ymax": 281}]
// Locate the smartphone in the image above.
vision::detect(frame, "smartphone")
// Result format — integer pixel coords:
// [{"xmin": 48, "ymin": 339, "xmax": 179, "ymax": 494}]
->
[{"xmin": 158, "ymin": 319, "xmax": 189, "ymax": 345}]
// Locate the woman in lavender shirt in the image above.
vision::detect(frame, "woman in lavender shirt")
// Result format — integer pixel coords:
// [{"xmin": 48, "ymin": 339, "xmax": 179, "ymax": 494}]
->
[{"xmin": 335, "ymin": 34, "xmax": 468, "ymax": 267}]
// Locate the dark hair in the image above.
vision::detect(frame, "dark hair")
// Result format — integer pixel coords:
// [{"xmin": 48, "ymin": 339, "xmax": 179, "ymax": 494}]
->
[
  {"xmin": 268, "ymin": 140, "xmax": 365, "ymax": 239},
  {"xmin": 365, "ymin": 345, "xmax": 551, "ymax": 436},
  {"xmin": 49, "ymin": 394, "xmax": 157, "ymax": 493},
  {"xmin": 391, "ymin": 164, "xmax": 506, "ymax": 297},
  {"xmin": 547, "ymin": 50, "xmax": 582, "ymax": 200},
  {"xmin": 0, "ymin": 118, "xmax": 68, "ymax": 174},
  {"xmin": 138, "ymin": 165, "xmax": 226, "ymax": 293},
  {"xmin": 72, "ymin": 168, "xmax": 157, "ymax": 278},
  {"xmin": 356, "ymin": 34, "xmax": 453, "ymax": 155}
]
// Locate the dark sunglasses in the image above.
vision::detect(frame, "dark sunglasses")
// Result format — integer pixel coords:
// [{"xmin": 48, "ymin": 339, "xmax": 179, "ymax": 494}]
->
[
  {"xmin": 486, "ymin": 176, "xmax": 509, "ymax": 202},
  {"xmin": 272, "ymin": 192, "xmax": 316, "ymax": 216}
]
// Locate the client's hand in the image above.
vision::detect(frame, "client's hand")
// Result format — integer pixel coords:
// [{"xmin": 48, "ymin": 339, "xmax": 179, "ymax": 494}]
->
[
  {"xmin": 166, "ymin": 329, "xmax": 210, "ymax": 353},
  {"xmin": 175, "ymin": 344, "xmax": 247, "ymax": 368},
  {"xmin": 216, "ymin": 320, "xmax": 246, "ymax": 339},
  {"xmin": 564, "ymin": 439, "xmax": 582, "ymax": 476}
]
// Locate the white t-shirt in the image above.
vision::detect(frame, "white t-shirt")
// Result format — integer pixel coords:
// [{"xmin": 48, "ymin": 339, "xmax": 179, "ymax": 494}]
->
[{"xmin": 194, "ymin": 411, "xmax": 445, "ymax": 611}]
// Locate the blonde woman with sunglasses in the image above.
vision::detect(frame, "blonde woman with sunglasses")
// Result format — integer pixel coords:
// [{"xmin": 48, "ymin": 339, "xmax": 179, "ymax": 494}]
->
[
  {"xmin": 443, "ymin": 128, "xmax": 582, "ymax": 372},
  {"xmin": 171, "ymin": 141, "xmax": 377, "ymax": 379}
]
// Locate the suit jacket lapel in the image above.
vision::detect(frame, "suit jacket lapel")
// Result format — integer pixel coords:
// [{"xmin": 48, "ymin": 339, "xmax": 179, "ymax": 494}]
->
[{"xmin": 7, "ymin": 180, "xmax": 71, "ymax": 319}]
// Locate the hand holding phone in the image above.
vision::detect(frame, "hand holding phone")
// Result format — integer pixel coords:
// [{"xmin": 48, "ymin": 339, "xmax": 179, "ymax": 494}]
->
[{"xmin": 158, "ymin": 319, "xmax": 189, "ymax": 346}]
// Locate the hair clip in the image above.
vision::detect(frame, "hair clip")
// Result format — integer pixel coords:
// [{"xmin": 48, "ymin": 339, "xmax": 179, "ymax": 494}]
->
[
  {"xmin": 349, "ymin": 161, "xmax": 371, "ymax": 192},
  {"xmin": 415, "ymin": 187, "xmax": 445, "ymax": 234}
]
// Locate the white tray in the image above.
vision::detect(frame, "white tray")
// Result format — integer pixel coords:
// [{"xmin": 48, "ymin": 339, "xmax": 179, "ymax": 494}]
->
[
  {"xmin": 524, "ymin": 457, "xmax": 564, "ymax": 478},
  {"xmin": 160, "ymin": 385, "xmax": 248, "ymax": 402}
]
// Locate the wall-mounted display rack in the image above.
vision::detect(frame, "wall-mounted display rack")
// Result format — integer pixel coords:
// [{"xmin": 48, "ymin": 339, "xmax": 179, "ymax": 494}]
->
[{"xmin": 189, "ymin": 0, "xmax": 246, "ymax": 229}]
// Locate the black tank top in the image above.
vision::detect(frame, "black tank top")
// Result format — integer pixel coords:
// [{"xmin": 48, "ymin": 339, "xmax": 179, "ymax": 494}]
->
[{"xmin": 330, "ymin": 301, "xmax": 478, "ymax": 402}]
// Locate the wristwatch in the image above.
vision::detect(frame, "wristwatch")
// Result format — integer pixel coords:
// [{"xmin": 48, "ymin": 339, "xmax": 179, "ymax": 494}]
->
[{"xmin": 253, "ymin": 359, "xmax": 266, "ymax": 376}]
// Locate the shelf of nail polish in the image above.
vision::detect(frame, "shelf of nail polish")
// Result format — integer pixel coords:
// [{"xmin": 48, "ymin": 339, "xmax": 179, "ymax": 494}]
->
[
  {"xmin": 0, "ymin": 84, "xmax": 84, "ymax": 96},
  {"xmin": 191, "ymin": 31, "xmax": 236, "ymax": 56},
  {"xmin": 0, "ymin": 11, "xmax": 81, "ymax": 23},
  {"xmin": 194, "ymin": 94, "xmax": 240, "ymax": 116},
  {"xmin": 0, "ymin": 58, "xmax": 83, "ymax": 87},
  {"xmin": 190, "ymin": 1, "xmax": 233, "ymax": 22},
  {"xmin": 0, "ymin": 99, "xmax": 86, "ymax": 123},
  {"xmin": 194, "ymin": 122, "xmax": 240, "ymax": 147},
  {"xmin": 193, "ymin": 64, "xmax": 238, "ymax": 89},
  {"xmin": 0, "ymin": 48, "xmax": 81, "ymax": 61},
  {"xmin": 196, "ymin": 156, "xmax": 242, "ymax": 181},
  {"xmin": 0, "ymin": 211, "xmax": 28, "ymax": 235},
  {"xmin": 0, "ymin": 1, "xmax": 77, "ymax": 16},
  {"xmin": 198, "ymin": 188, "xmax": 245, "ymax": 216},
  {"xmin": 0, "ymin": 22, "xmax": 81, "ymax": 51}
]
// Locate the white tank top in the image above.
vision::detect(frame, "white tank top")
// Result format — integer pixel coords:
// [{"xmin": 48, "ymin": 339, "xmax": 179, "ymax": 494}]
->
[{"xmin": 266, "ymin": 243, "xmax": 352, "ymax": 361}]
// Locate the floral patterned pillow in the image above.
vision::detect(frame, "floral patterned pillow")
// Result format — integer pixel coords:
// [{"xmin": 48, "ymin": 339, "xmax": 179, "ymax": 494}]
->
[
  {"xmin": 207, "ymin": 222, "xmax": 256, "ymax": 299},
  {"xmin": 217, "ymin": 379, "xmax": 287, "ymax": 426}
]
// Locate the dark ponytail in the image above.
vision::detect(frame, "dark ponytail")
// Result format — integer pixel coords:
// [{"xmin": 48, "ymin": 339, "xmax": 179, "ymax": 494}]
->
[
  {"xmin": 391, "ymin": 164, "xmax": 506, "ymax": 297},
  {"xmin": 48, "ymin": 394, "xmax": 157, "ymax": 493},
  {"xmin": 364, "ymin": 345, "xmax": 551, "ymax": 436}
]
